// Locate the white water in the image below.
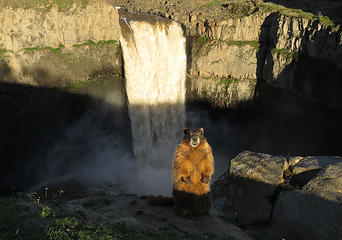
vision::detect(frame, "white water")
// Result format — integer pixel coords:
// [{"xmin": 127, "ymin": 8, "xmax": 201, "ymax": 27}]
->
[{"xmin": 120, "ymin": 17, "xmax": 186, "ymax": 167}]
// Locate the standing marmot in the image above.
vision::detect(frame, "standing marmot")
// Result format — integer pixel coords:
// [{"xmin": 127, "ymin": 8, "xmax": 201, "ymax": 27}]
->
[{"xmin": 172, "ymin": 128, "xmax": 214, "ymax": 216}]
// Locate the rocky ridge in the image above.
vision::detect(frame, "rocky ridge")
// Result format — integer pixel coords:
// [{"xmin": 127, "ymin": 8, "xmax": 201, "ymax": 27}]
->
[
  {"xmin": 113, "ymin": 0, "xmax": 342, "ymax": 109},
  {"xmin": 1, "ymin": 0, "xmax": 342, "ymax": 109},
  {"xmin": 212, "ymin": 151, "xmax": 342, "ymax": 240}
]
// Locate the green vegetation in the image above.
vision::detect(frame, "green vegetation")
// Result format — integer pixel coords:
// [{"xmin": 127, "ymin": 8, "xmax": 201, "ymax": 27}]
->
[
  {"xmin": 0, "ymin": 196, "xmax": 235, "ymax": 240},
  {"xmin": 201, "ymin": 0, "xmax": 337, "ymax": 27},
  {"xmin": 24, "ymin": 46, "xmax": 42, "ymax": 53},
  {"xmin": 45, "ymin": 43, "xmax": 65, "ymax": 54},
  {"xmin": 271, "ymin": 48, "xmax": 299, "ymax": 61},
  {"xmin": 69, "ymin": 78, "xmax": 101, "ymax": 89},
  {"xmin": 24, "ymin": 44, "xmax": 65, "ymax": 54},
  {"xmin": 41, "ymin": 205, "xmax": 55, "ymax": 218},
  {"xmin": 218, "ymin": 77, "xmax": 240, "ymax": 88},
  {"xmin": 229, "ymin": 40, "xmax": 259, "ymax": 50},
  {"xmin": 73, "ymin": 40, "xmax": 118, "ymax": 48},
  {"xmin": 193, "ymin": 36, "xmax": 209, "ymax": 49},
  {"xmin": 48, "ymin": 217, "xmax": 120, "ymax": 240},
  {"xmin": 47, "ymin": 217, "xmax": 235, "ymax": 240},
  {"xmin": 257, "ymin": 2, "xmax": 336, "ymax": 28},
  {"xmin": 202, "ymin": 0, "xmax": 222, "ymax": 8},
  {"xmin": 1, "ymin": 0, "xmax": 90, "ymax": 12},
  {"xmin": 317, "ymin": 14, "xmax": 335, "ymax": 27},
  {"xmin": 0, "ymin": 48, "xmax": 8, "ymax": 55}
]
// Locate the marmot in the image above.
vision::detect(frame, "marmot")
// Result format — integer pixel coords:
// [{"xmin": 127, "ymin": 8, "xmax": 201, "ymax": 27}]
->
[{"xmin": 172, "ymin": 128, "xmax": 214, "ymax": 216}]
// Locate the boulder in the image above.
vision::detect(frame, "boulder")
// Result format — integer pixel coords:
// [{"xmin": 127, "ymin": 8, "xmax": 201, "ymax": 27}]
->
[
  {"xmin": 213, "ymin": 152, "xmax": 342, "ymax": 240},
  {"xmin": 212, "ymin": 151, "xmax": 286, "ymax": 226}
]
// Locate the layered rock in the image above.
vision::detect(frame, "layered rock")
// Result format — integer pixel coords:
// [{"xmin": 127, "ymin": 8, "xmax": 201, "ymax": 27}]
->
[
  {"xmin": 0, "ymin": 0, "xmax": 122, "ymax": 87},
  {"xmin": 0, "ymin": 1, "xmax": 121, "ymax": 50},
  {"xmin": 114, "ymin": 0, "xmax": 342, "ymax": 110},
  {"xmin": 212, "ymin": 151, "xmax": 342, "ymax": 240}
]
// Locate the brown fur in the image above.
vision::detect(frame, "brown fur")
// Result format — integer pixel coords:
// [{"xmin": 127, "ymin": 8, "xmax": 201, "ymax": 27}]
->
[{"xmin": 172, "ymin": 128, "xmax": 214, "ymax": 216}]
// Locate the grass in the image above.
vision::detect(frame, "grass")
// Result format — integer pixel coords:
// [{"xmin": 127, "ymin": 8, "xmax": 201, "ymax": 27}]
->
[
  {"xmin": 0, "ymin": 48, "xmax": 8, "ymax": 55},
  {"xmin": 1, "ymin": 196, "xmax": 235, "ymax": 240},
  {"xmin": 201, "ymin": 0, "xmax": 338, "ymax": 27},
  {"xmin": 69, "ymin": 79, "xmax": 101, "ymax": 89},
  {"xmin": 73, "ymin": 40, "xmax": 118, "ymax": 48},
  {"xmin": 193, "ymin": 36, "xmax": 209, "ymax": 49},
  {"xmin": 257, "ymin": 2, "xmax": 337, "ymax": 28},
  {"xmin": 193, "ymin": 37, "xmax": 259, "ymax": 51},
  {"xmin": 202, "ymin": 0, "xmax": 222, "ymax": 8},
  {"xmin": 1, "ymin": 0, "xmax": 91, "ymax": 12},
  {"xmin": 229, "ymin": 40, "xmax": 259, "ymax": 50},
  {"xmin": 48, "ymin": 217, "xmax": 121, "ymax": 240},
  {"xmin": 47, "ymin": 217, "xmax": 235, "ymax": 240},
  {"xmin": 24, "ymin": 44, "xmax": 65, "ymax": 54},
  {"xmin": 271, "ymin": 48, "xmax": 299, "ymax": 61},
  {"xmin": 217, "ymin": 77, "xmax": 240, "ymax": 88}
]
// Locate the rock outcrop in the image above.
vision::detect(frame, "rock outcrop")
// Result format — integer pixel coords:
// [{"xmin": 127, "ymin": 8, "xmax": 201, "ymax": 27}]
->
[
  {"xmin": 1, "ymin": 0, "xmax": 342, "ymax": 109},
  {"xmin": 212, "ymin": 151, "xmax": 342, "ymax": 240},
  {"xmin": 0, "ymin": 1, "xmax": 121, "ymax": 50},
  {"xmin": 0, "ymin": 0, "xmax": 122, "ymax": 87},
  {"xmin": 114, "ymin": 0, "xmax": 342, "ymax": 110}
]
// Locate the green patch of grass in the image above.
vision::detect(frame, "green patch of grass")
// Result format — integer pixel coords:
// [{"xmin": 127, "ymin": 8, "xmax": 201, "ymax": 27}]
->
[
  {"xmin": 68, "ymin": 78, "xmax": 101, "ymax": 90},
  {"xmin": 222, "ymin": 2, "xmax": 258, "ymax": 18},
  {"xmin": 41, "ymin": 205, "xmax": 55, "ymax": 218},
  {"xmin": 0, "ymin": 48, "xmax": 8, "ymax": 54},
  {"xmin": 24, "ymin": 43, "xmax": 65, "ymax": 54},
  {"xmin": 45, "ymin": 43, "xmax": 65, "ymax": 54},
  {"xmin": 193, "ymin": 36, "xmax": 209, "ymax": 49},
  {"xmin": 202, "ymin": 0, "xmax": 222, "ymax": 8},
  {"xmin": 1, "ymin": 0, "xmax": 90, "ymax": 12},
  {"xmin": 218, "ymin": 77, "xmax": 240, "ymax": 88},
  {"xmin": 229, "ymin": 40, "xmax": 259, "ymax": 50},
  {"xmin": 318, "ymin": 14, "xmax": 335, "ymax": 27},
  {"xmin": 257, "ymin": 2, "xmax": 337, "ymax": 28},
  {"xmin": 24, "ymin": 46, "xmax": 42, "ymax": 53},
  {"xmin": 271, "ymin": 48, "xmax": 299, "ymax": 61},
  {"xmin": 73, "ymin": 39, "xmax": 118, "ymax": 48}
]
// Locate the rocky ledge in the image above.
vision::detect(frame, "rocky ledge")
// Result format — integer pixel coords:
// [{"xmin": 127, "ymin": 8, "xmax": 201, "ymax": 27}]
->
[{"xmin": 212, "ymin": 151, "xmax": 342, "ymax": 240}]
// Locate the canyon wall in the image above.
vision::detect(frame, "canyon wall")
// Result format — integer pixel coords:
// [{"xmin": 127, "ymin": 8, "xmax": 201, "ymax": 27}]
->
[
  {"xmin": 1, "ymin": 0, "xmax": 342, "ymax": 109},
  {"xmin": 114, "ymin": 0, "xmax": 342, "ymax": 109},
  {"xmin": 0, "ymin": 0, "xmax": 122, "ymax": 87}
]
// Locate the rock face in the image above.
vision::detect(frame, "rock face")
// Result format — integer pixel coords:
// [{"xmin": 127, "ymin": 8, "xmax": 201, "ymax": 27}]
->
[
  {"xmin": 113, "ymin": 0, "xmax": 342, "ymax": 110},
  {"xmin": 1, "ymin": 0, "xmax": 342, "ymax": 109},
  {"xmin": 212, "ymin": 151, "xmax": 342, "ymax": 240},
  {"xmin": 0, "ymin": 0, "xmax": 122, "ymax": 87},
  {"xmin": 188, "ymin": 39, "xmax": 257, "ymax": 108},
  {"xmin": 0, "ymin": 1, "xmax": 121, "ymax": 50}
]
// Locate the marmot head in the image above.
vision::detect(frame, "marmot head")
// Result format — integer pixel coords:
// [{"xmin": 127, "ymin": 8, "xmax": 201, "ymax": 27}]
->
[{"xmin": 183, "ymin": 128, "xmax": 204, "ymax": 148}]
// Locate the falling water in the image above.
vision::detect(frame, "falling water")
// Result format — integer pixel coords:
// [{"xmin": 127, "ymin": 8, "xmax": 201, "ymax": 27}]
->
[{"xmin": 119, "ymin": 12, "xmax": 186, "ymax": 167}]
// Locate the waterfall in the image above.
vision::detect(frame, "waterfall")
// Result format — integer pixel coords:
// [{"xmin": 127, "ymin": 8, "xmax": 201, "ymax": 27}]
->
[{"xmin": 119, "ymin": 12, "xmax": 186, "ymax": 167}]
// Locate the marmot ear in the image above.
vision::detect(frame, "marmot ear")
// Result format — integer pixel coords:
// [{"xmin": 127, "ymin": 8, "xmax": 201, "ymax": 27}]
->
[
  {"xmin": 200, "ymin": 128, "xmax": 204, "ymax": 135},
  {"xmin": 184, "ymin": 128, "xmax": 189, "ymax": 135}
]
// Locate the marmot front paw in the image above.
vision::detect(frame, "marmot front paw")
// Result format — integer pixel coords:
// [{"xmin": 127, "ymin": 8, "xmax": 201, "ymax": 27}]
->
[
  {"xmin": 201, "ymin": 174, "xmax": 210, "ymax": 184},
  {"xmin": 181, "ymin": 176, "xmax": 192, "ymax": 184}
]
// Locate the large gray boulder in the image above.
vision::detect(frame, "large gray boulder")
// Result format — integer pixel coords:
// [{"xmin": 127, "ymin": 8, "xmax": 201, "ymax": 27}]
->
[
  {"xmin": 213, "ymin": 152, "xmax": 342, "ymax": 240},
  {"xmin": 212, "ymin": 151, "xmax": 286, "ymax": 226}
]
